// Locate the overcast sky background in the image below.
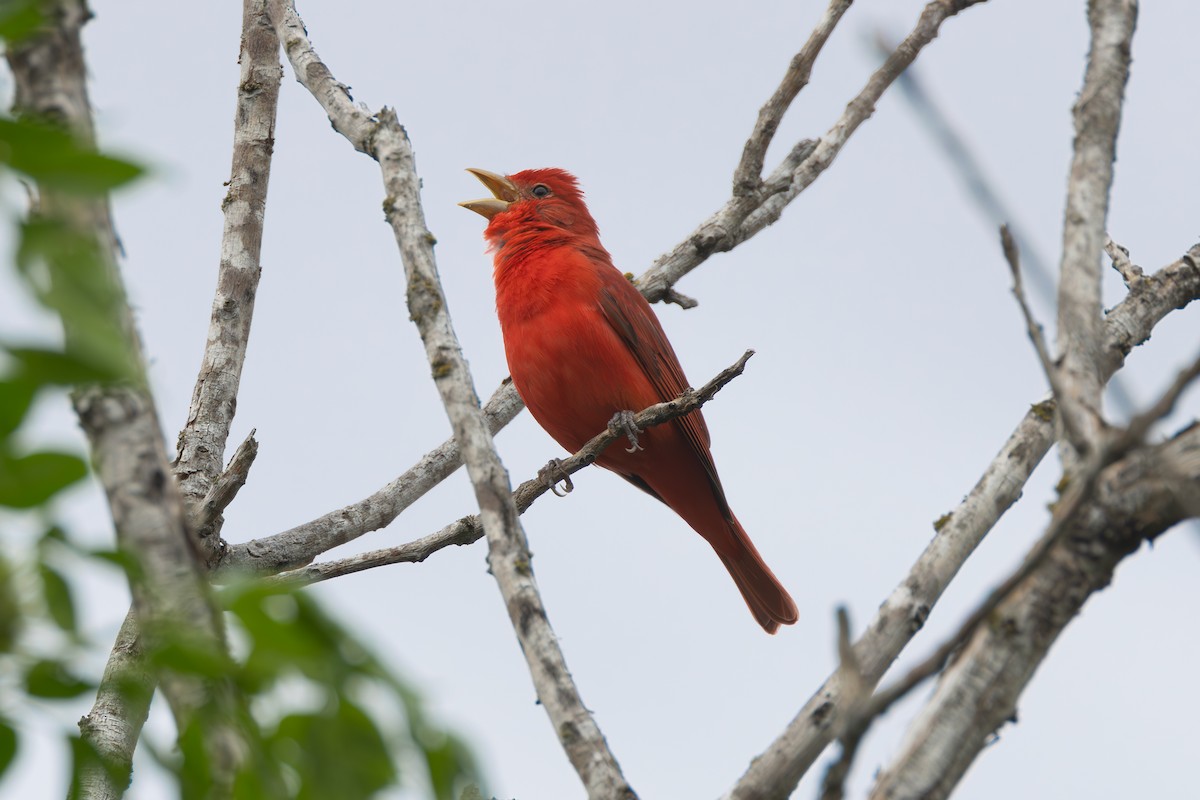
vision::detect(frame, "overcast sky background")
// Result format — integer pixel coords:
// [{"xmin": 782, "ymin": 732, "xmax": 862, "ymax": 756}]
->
[{"xmin": 3, "ymin": 1, "xmax": 1199, "ymax": 798}]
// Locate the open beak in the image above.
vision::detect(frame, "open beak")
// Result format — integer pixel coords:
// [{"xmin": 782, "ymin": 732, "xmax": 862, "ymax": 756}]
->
[{"xmin": 459, "ymin": 168, "xmax": 519, "ymax": 220}]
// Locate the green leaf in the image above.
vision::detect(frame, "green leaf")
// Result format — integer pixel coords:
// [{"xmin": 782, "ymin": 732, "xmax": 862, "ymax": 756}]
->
[
  {"xmin": 0, "ymin": 379, "xmax": 37, "ymax": 437},
  {"xmin": 270, "ymin": 700, "xmax": 397, "ymax": 800},
  {"xmin": 0, "ymin": 555, "xmax": 20, "ymax": 652},
  {"xmin": 0, "ymin": 118, "xmax": 143, "ymax": 193},
  {"xmin": 0, "ymin": 449, "xmax": 88, "ymax": 508},
  {"xmin": 0, "ymin": 718, "xmax": 17, "ymax": 778},
  {"xmin": 67, "ymin": 733, "xmax": 131, "ymax": 798},
  {"xmin": 9, "ymin": 346, "xmax": 126, "ymax": 385},
  {"xmin": 0, "ymin": 0, "xmax": 42, "ymax": 42},
  {"xmin": 24, "ymin": 658, "xmax": 93, "ymax": 698},
  {"xmin": 39, "ymin": 563, "xmax": 77, "ymax": 633},
  {"xmin": 15, "ymin": 219, "xmax": 139, "ymax": 384},
  {"xmin": 149, "ymin": 633, "xmax": 236, "ymax": 681}
]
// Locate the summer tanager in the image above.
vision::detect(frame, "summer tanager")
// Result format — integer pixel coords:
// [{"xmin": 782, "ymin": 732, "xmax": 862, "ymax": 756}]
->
[{"xmin": 461, "ymin": 168, "xmax": 797, "ymax": 633}]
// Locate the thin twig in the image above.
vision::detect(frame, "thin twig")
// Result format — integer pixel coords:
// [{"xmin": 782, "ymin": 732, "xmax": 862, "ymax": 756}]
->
[
  {"xmin": 194, "ymin": 429, "xmax": 259, "ymax": 539},
  {"xmin": 733, "ymin": 0, "xmax": 854, "ymax": 193},
  {"xmin": 1105, "ymin": 236, "xmax": 1143, "ymax": 286},
  {"xmin": 1001, "ymin": 225, "xmax": 1060, "ymax": 390},
  {"xmin": 269, "ymin": 352, "xmax": 754, "ymax": 588}
]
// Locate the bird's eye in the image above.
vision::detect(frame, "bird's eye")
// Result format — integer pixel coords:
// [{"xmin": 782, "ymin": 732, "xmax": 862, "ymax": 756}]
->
[{"xmin": 531, "ymin": 184, "xmax": 551, "ymax": 198}]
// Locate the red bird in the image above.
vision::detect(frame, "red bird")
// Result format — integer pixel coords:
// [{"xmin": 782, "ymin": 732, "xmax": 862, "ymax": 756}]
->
[{"xmin": 461, "ymin": 168, "xmax": 797, "ymax": 633}]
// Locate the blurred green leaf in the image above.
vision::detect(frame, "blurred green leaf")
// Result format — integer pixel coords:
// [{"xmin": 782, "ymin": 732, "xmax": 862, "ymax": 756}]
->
[
  {"xmin": 16, "ymin": 219, "xmax": 138, "ymax": 384},
  {"xmin": 9, "ymin": 345, "xmax": 127, "ymax": 385},
  {"xmin": 176, "ymin": 719, "xmax": 213, "ymax": 800},
  {"xmin": 0, "ymin": 379, "xmax": 36, "ymax": 437},
  {"xmin": 24, "ymin": 658, "xmax": 92, "ymax": 698},
  {"xmin": 38, "ymin": 562, "xmax": 77, "ymax": 633},
  {"xmin": 0, "ymin": 449, "xmax": 88, "ymax": 508},
  {"xmin": 0, "ymin": 555, "xmax": 20, "ymax": 652},
  {"xmin": 227, "ymin": 586, "xmax": 346, "ymax": 691},
  {"xmin": 271, "ymin": 699, "xmax": 396, "ymax": 800},
  {"xmin": 0, "ymin": 0, "xmax": 43, "ymax": 42},
  {"xmin": 0, "ymin": 718, "xmax": 16, "ymax": 778},
  {"xmin": 67, "ymin": 733, "xmax": 131, "ymax": 798},
  {"xmin": 149, "ymin": 633, "xmax": 237, "ymax": 681},
  {"xmin": 0, "ymin": 118, "xmax": 143, "ymax": 193}
]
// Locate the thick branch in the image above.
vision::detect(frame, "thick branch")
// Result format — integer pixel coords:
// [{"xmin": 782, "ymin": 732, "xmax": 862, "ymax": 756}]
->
[
  {"xmin": 1054, "ymin": 0, "xmax": 1137, "ymax": 457},
  {"xmin": 266, "ymin": 2, "xmax": 636, "ymax": 796},
  {"xmin": 7, "ymin": 2, "xmax": 258, "ymax": 793},
  {"xmin": 721, "ymin": 244, "xmax": 1200, "ymax": 800},
  {"xmin": 870, "ymin": 426, "xmax": 1198, "ymax": 799},
  {"xmin": 174, "ymin": 0, "xmax": 281, "ymax": 562},
  {"xmin": 268, "ymin": 352, "xmax": 754, "ymax": 587}
]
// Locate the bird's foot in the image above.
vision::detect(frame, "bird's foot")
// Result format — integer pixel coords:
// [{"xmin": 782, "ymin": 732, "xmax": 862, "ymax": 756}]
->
[
  {"xmin": 608, "ymin": 410, "xmax": 643, "ymax": 453},
  {"xmin": 538, "ymin": 458, "xmax": 574, "ymax": 497}
]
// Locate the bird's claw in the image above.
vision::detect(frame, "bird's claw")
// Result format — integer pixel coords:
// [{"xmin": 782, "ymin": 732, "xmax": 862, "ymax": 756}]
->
[
  {"xmin": 538, "ymin": 458, "xmax": 574, "ymax": 497},
  {"xmin": 608, "ymin": 410, "xmax": 643, "ymax": 453}
]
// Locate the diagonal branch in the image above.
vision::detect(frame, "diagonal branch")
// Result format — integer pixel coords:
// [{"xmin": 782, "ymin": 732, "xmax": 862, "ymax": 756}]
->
[
  {"xmin": 216, "ymin": 379, "xmax": 522, "ymax": 576},
  {"xmin": 733, "ymin": 0, "xmax": 854, "ymax": 194},
  {"xmin": 266, "ymin": 2, "xmax": 637, "ymax": 796},
  {"xmin": 721, "ymin": 242, "xmax": 1199, "ymax": 800},
  {"xmin": 642, "ymin": 0, "xmax": 990, "ymax": 307},
  {"xmin": 267, "ymin": 352, "xmax": 755, "ymax": 588},
  {"xmin": 870, "ymin": 424, "xmax": 1197, "ymax": 799}
]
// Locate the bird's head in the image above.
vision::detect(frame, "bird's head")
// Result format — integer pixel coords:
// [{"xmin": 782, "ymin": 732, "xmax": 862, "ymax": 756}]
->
[{"xmin": 459, "ymin": 167, "xmax": 599, "ymax": 242}]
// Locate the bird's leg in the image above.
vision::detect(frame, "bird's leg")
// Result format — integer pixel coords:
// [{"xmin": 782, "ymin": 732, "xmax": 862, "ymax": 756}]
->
[
  {"xmin": 608, "ymin": 410, "xmax": 643, "ymax": 453},
  {"xmin": 538, "ymin": 458, "xmax": 574, "ymax": 497}
]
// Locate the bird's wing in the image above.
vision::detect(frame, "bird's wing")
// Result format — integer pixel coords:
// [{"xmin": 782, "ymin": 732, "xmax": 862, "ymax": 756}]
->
[{"xmin": 595, "ymin": 263, "xmax": 731, "ymax": 507}]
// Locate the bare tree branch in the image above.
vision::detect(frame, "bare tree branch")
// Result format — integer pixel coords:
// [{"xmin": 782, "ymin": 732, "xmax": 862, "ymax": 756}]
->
[
  {"xmin": 733, "ymin": 0, "xmax": 854, "ymax": 194},
  {"xmin": 267, "ymin": 352, "xmax": 754, "ymax": 588},
  {"xmin": 1001, "ymin": 224, "xmax": 1062, "ymax": 398},
  {"xmin": 265, "ymin": 2, "xmax": 637, "ymax": 795},
  {"xmin": 8, "ymin": 2, "xmax": 251, "ymax": 792},
  {"xmin": 73, "ymin": 610, "xmax": 151, "ymax": 800},
  {"xmin": 217, "ymin": 379, "xmax": 522, "ymax": 576},
  {"xmin": 870, "ymin": 425, "xmax": 1197, "ymax": 799},
  {"xmin": 1105, "ymin": 236, "xmax": 1143, "ymax": 286},
  {"xmin": 1054, "ymin": 0, "xmax": 1138, "ymax": 459},
  {"xmin": 195, "ymin": 429, "xmax": 259, "ymax": 535},
  {"xmin": 174, "ymin": 0, "xmax": 281, "ymax": 562},
  {"xmin": 642, "ymin": 0, "xmax": 989, "ymax": 305},
  {"xmin": 721, "ymin": 243, "xmax": 1200, "ymax": 800}
]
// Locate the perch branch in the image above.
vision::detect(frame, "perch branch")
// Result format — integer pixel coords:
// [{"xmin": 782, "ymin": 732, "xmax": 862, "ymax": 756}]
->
[{"xmin": 268, "ymin": 352, "xmax": 754, "ymax": 587}]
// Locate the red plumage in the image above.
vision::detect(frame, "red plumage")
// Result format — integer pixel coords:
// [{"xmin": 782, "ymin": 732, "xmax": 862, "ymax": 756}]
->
[{"xmin": 462, "ymin": 168, "xmax": 797, "ymax": 633}]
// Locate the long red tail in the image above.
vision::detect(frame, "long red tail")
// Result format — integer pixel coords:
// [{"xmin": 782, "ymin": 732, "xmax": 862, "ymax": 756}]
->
[{"xmin": 716, "ymin": 517, "xmax": 798, "ymax": 634}]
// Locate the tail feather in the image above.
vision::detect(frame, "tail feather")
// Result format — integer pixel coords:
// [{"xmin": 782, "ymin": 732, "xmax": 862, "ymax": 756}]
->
[{"xmin": 716, "ymin": 520, "xmax": 798, "ymax": 634}]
